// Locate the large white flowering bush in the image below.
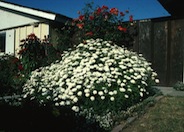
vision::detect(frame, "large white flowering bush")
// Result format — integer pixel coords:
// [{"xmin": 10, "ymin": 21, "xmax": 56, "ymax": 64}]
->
[{"xmin": 22, "ymin": 38, "xmax": 159, "ymax": 130}]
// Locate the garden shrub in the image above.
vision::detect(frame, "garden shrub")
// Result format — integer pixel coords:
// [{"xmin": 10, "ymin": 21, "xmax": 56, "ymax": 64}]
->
[
  {"xmin": 18, "ymin": 33, "xmax": 61, "ymax": 75},
  {"xmin": 0, "ymin": 54, "xmax": 25, "ymax": 96},
  {"xmin": 22, "ymin": 38, "xmax": 159, "ymax": 130},
  {"xmin": 0, "ymin": 33, "xmax": 61, "ymax": 96},
  {"xmin": 173, "ymin": 81, "xmax": 184, "ymax": 91},
  {"xmin": 56, "ymin": 3, "xmax": 137, "ymax": 53}
]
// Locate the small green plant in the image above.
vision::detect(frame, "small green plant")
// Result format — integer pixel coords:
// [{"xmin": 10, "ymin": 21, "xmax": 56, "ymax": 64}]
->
[{"xmin": 173, "ymin": 81, "xmax": 184, "ymax": 91}]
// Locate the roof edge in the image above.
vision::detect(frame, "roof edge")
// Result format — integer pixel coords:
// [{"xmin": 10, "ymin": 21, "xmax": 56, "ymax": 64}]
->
[
  {"xmin": 0, "ymin": 1, "xmax": 72, "ymax": 22},
  {"xmin": 0, "ymin": 1, "xmax": 56, "ymax": 20}
]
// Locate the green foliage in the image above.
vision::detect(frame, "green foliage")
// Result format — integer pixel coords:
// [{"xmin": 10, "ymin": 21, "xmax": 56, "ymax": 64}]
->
[
  {"xmin": 54, "ymin": 27, "xmax": 75, "ymax": 53},
  {"xmin": 0, "ymin": 54, "xmax": 25, "ymax": 96},
  {"xmin": 173, "ymin": 81, "xmax": 184, "ymax": 91},
  {"xmin": 0, "ymin": 34, "xmax": 61, "ymax": 96}
]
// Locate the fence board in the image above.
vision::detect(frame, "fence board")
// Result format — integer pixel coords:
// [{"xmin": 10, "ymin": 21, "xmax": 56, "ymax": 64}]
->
[
  {"xmin": 134, "ymin": 17, "xmax": 184, "ymax": 86},
  {"xmin": 170, "ymin": 19, "xmax": 184, "ymax": 85},
  {"xmin": 138, "ymin": 21, "xmax": 152, "ymax": 62},
  {"xmin": 153, "ymin": 21, "xmax": 168, "ymax": 86}
]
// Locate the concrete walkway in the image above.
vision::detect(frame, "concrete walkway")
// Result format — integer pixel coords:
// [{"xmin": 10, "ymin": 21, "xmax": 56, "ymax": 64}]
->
[{"xmin": 154, "ymin": 86, "xmax": 184, "ymax": 96}]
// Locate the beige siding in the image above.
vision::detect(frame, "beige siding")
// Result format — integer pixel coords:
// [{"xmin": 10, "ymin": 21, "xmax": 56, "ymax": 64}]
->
[
  {"xmin": 26, "ymin": 26, "xmax": 33, "ymax": 36},
  {"xmin": 15, "ymin": 23, "xmax": 49, "ymax": 56}
]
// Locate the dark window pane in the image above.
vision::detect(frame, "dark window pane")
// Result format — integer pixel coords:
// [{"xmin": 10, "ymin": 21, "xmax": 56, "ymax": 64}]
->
[{"xmin": 0, "ymin": 33, "xmax": 5, "ymax": 52}]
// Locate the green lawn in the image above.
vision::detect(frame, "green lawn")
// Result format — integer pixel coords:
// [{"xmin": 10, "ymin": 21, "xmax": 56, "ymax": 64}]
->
[{"xmin": 122, "ymin": 96, "xmax": 184, "ymax": 132}]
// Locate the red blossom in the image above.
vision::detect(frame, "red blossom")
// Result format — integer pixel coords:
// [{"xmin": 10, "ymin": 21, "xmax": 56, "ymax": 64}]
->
[
  {"xmin": 129, "ymin": 15, "xmax": 133, "ymax": 22},
  {"xmin": 12, "ymin": 58, "xmax": 19, "ymax": 64},
  {"xmin": 18, "ymin": 48, "xmax": 27, "ymax": 54},
  {"xmin": 79, "ymin": 15, "xmax": 85, "ymax": 21},
  {"xmin": 85, "ymin": 32, "xmax": 93, "ymax": 36},
  {"xmin": 96, "ymin": 7, "xmax": 102, "ymax": 15},
  {"xmin": 28, "ymin": 33, "xmax": 36, "ymax": 37},
  {"xmin": 110, "ymin": 8, "xmax": 119, "ymax": 15},
  {"xmin": 89, "ymin": 15, "xmax": 94, "ymax": 20},
  {"xmin": 28, "ymin": 33, "xmax": 36, "ymax": 40},
  {"xmin": 18, "ymin": 64, "xmax": 24, "ymax": 71},
  {"xmin": 120, "ymin": 12, "xmax": 125, "ymax": 16},
  {"xmin": 101, "ymin": 5, "xmax": 108, "ymax": 10},
  {"xmin": 118, "ymin": 26, "xmax": 127, "ymax": 32},
  {"xmin": 125, "ymin": 10, "xmax": 129, "ymax": 13},
  {"xmin": 76, "ymin": 23, "xmax": 84, "ymax": 29}
]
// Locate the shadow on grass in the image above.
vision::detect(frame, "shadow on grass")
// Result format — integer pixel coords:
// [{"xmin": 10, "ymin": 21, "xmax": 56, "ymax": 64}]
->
[{"xmin": 0, "ymin": 100, "xmax": 105, "ymax": 132}]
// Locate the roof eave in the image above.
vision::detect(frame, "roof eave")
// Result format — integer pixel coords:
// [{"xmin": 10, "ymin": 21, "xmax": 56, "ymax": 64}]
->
[
  {"xmin": 158, "ymin": 0, "xmax": 184, "ymax": 17},
  {"xmin": 0, "ymin": 1, "xmax": 56, "ymax": 21}
]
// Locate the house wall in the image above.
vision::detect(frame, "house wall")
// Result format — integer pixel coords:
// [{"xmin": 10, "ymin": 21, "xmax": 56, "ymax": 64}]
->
[
  {"xmin": 0, "ymin": 7, "xmax": 50, "ymax": 55},
  {"xmin": 0, "ymin": 23, "xmax": 49, "ymax": 56},
  {"xmin": 15, "ymin": 23, "xmax": 49, "ymax": 55}
]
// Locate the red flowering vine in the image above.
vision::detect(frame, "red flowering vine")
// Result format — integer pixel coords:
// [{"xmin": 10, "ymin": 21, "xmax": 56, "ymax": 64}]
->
[{"xmin": 63, "ymin": 3, "xmax": 137, "ymax": 48}]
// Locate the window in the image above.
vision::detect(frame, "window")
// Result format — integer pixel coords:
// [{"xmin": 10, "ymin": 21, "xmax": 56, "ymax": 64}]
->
[{"xmin": 0, "ymin": 33, "xmax": 6, "ymax": 52}]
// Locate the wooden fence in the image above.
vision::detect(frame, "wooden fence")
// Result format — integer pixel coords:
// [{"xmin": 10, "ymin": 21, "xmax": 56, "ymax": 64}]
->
[{"xmin": 133, "ymin": 16, "xmax": 184, "ymax": 86}]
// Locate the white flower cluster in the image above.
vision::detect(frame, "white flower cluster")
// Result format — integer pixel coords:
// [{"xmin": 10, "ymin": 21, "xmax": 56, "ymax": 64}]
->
[
  {"xmin": 79, "ymin": 108, "xmax": 114, "ymax": 130},
  {"xmin": 22, "ymin": 38, "xmax": 159, "ymax": 123}
]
